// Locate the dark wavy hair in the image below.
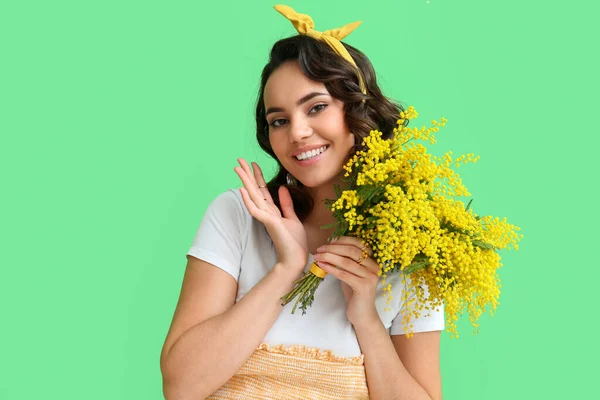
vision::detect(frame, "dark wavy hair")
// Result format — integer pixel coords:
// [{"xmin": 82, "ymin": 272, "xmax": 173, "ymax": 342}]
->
[{"xmin": 255, "ymin": 34, "xmax": 405, "ymax": 222}]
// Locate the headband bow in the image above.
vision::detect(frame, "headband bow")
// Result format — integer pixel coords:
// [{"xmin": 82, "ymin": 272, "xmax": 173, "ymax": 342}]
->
[{"xmin": 274, "ymin": 4, "xmax": 368, "ymax": 96}]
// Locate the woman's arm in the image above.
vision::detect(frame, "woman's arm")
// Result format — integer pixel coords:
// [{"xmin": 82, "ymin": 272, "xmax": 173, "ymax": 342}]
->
[
  {"xmin": 313, "ymin": 237, "xmax": 441, "ymax": 399},
  {"xmin": 354, "ymin": 316, "xmax": 442, "ymax": 400},
  {"xmin": 160, "ymin": 257, "xmax": 300, "ymax": 400}
]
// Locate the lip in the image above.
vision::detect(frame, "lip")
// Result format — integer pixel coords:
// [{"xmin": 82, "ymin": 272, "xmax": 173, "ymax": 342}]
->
[
  {"xmin": 291, "ymin": 144, "xmax": 329, "ymax": 157},
  {"xmin": 293, "ymin": 145, "xmax": 330, "ymax": 166}
]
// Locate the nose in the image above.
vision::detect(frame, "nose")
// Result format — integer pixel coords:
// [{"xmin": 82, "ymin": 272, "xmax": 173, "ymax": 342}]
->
[{"xmin": 288, "ymin": 117, "xmax": 313, "ymax": 143}]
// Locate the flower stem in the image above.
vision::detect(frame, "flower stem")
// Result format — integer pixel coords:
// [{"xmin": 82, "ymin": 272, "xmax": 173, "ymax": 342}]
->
[{"xmin": 280, "ymin": 272, "xmax": 324, "ymax": 315}]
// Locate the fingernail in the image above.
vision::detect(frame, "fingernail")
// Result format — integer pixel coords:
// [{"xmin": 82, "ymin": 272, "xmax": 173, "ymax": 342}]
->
[{"xmin": 316, "ymin": 246, "xmax": 324, "ymax": 252}]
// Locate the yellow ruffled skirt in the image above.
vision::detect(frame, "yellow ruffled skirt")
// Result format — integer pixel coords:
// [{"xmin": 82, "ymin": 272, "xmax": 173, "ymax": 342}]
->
[{"xmin": 207, "ymin": 342, "xmax": 370, "ymax": 399}]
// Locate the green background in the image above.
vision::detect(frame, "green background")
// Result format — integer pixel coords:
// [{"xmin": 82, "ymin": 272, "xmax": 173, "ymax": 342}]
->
[{"xmin": 1, "ymin": 0, "xmax": 598, "ymax": 398}]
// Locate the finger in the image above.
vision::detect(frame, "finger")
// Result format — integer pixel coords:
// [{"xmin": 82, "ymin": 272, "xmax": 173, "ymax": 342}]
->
[
  {"xmin": 251, "ymin": 162, "xmax": 274, "ymax": 204},
  {"xmin": 317, "ymin": 244, "xmax": 379, "ymax": 275},
  {"xmin": 234, "ymin": 161, "xmax": 265, "ymax": 207},
  {"xmin": 317, "ymin": 261, "xmax": 363, "ymax": 288},
  {"xmin": 313, "ymin": 252, "xmax": 371, "ymax": 278},
  {"xmin": 253, "ymin": 165, "xmax": 272, "ymax": 204},
  {"xmin": 238, "ymin": 187, "xmax": 266, "ymax": 219},
  {"xmin": 278, "ymin": 185, "xmax": 300, "ymax": 222},
  {"xmin": 329, "ymin": 236, "xmax": 374, "ymax": 257},
  {"xmin": 358, "ymin": 256, "xmax": 381, "ymax": 277},
  {"xmin": 234, "ymin": 166, "xmax": 257, "ymax": 203},
  {"xmin": 238, "ymin": 158, "xmax": 260, "ymax": 189},
  {"xmin": 317, "ymin": 243, "xmax": 360, "ymax": 262},
  {"xmin": 238, "ymin": 158, "xmax": 256, "ymax": 181}
]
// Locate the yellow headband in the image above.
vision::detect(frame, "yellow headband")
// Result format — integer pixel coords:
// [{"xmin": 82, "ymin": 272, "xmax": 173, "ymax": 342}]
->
[{"xmin": 274, "ymin": 4, "xmax": 368, "ymax": 97}]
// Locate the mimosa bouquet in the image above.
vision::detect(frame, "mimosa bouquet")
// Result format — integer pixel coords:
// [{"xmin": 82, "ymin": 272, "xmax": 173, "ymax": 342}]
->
[{"xmin": 280, "ymin": 106, "xmax": 523, "ymax": 338}]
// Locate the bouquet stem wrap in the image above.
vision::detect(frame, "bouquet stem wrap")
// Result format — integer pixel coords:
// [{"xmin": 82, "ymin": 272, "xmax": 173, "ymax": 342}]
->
[{"xmin": 280, "ymin": 262, "xmax": 326, "ymax": 315}]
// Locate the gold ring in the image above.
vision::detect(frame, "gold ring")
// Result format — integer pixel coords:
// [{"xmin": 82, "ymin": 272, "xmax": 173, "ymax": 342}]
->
[
  {"xmin": 258, "ymin": 185, "xmax": 267, "ymax": 188},
  {"xmin": 357, "ymin": 255, "xmax": 367, "ymax": 265}
]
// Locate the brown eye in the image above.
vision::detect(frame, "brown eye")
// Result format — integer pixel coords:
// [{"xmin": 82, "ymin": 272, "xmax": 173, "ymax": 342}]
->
[
  {"xmin": 269, "ymin": 118, "xmax": 287, "ymax": 128},
  {"xmin": 310, "ymin": 104, "xmax": 327, "ymax": 113}
]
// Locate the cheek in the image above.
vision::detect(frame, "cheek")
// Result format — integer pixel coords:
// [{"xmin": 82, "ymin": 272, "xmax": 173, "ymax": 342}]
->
[
  {"xmin": 332, "ymin": 121, "xmax": 355, "ymax": 149},
  {"xmin": 338, "ymin": 129, "xmax": 356, "ymax": 157},
  {"xmin": 324, "ymin": 110, "xmax": 352, "ymax": 141},
  {"xmin": 268, "ymin": 133, "xmax": 280, "ymax": 151},
  {"xmin": 269, "ymin": 136, "xmax": 289, "ymax": 162}
]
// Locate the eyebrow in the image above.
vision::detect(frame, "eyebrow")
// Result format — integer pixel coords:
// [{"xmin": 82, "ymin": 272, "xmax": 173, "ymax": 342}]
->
[{"xmin": 265, "ymin": 92, "xmax": 329, "ymax": 116}]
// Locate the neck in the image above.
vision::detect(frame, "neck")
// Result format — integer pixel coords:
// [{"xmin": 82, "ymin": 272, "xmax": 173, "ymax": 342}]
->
[{"xmin": 303, "ymin": 170, "xmax": 352, "ymax": 231}]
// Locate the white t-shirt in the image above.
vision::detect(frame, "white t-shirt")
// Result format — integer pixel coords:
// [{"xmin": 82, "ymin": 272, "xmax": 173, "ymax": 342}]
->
[{"xmin": 187, "ymin": 188, "xmax": 445, "ymax": 358}]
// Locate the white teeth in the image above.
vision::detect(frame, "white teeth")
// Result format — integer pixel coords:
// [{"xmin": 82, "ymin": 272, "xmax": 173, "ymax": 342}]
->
[{"xmin": 295, "ymin": 146, "xmax": 328, "ymax": 161}]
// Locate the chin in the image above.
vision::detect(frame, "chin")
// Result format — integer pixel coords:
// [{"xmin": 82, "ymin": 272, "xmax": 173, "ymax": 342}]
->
[{"xmin": 295, "ymin": 172, "xmax": 338, "ymax": 189}]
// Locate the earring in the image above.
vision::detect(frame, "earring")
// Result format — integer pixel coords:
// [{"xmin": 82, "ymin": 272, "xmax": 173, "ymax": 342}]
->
[{"xmin": 286, "ymin": 172, "xmax": 298, "ymax": 186}]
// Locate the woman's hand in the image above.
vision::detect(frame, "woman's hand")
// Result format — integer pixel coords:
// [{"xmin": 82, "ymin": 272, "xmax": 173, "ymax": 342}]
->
[
  {"xmin": 234, "ymin": 158, "xmax": 308, "ymax": 275},
  {"xmin": 312, "ymin": 236, "xmax": 381, "ymax": 326}
]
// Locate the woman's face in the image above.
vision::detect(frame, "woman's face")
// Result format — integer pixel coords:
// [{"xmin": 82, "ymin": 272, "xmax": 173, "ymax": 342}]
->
[{"xmin": 263, "ymin": 61, "xmax": 355, "ymax": 188}]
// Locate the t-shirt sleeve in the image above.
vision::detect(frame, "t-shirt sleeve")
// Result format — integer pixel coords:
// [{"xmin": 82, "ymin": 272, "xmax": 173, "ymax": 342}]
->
[
  {"xmin": 389, "ymin": 275, "xmax": 445, "ymax": 335},
  {"xmin": 186, "ymin": 189, "xmax": 247, "ymax": 282}
]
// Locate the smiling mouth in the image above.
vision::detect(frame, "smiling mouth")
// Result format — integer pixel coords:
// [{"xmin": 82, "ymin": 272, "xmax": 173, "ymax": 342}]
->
[{"xmin": 293, "ymin": 145, "xmax": 330, "ymax": 161}]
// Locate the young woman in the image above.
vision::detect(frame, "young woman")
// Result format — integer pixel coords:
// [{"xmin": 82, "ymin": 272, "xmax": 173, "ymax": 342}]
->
[{"xmin": 160, "ymin": 5, "xmax": 444, "ymax": 399}]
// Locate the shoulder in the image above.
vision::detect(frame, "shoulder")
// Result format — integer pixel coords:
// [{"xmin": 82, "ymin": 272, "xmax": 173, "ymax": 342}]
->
[
  {"xmin": 210, "ymin": 188, "xmax": 244, "ymax": 209},
  {"xmin": 206, "ymin": 189, "xmax": 248, "ymax": 218},
  {"xmin": 375, "ymin": 272, "xmax": 445, "ymax": 335},
  {"xmin": 195, "ymin": 188, "xmax": 252, "ymax": 236}
]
